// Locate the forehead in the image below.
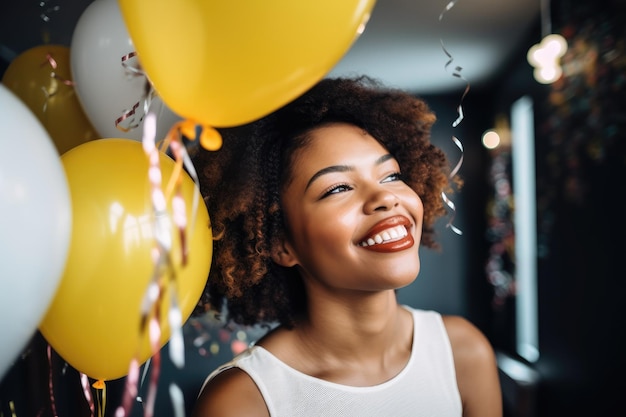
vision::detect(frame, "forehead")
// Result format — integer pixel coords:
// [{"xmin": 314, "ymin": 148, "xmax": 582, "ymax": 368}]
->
[
  {"xmin": 296, "ymin": 123, "xmax": 387, "ymax": 163},
  {"xmin": 286, "ymin": 123, "xmax": 391, "ymax": 183}
]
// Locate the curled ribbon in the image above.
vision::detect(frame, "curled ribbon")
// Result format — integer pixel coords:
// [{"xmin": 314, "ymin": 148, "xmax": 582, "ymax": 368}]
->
[
  {"xmin": 39, "ymin": 53, "xmax": 74, "ymax": 113},
  {"xmin": 114, "ymin": 113, "xmax": 212, "ymax": 417},
  {"xmin": 438, "ymin": 0, "xmax": 468, "ymax": 236},
  {"xmin": 115, "ymin": 51, "xmax": 154, "ymax": 133},
  {"xmin": 39, "ymin": 0, "xmax": 60, "ymax": 22},
  {"xmin": 40, "ymin": 53, "xmax": 74, "ymax": 86},
  {"xmin": 80, "ymin": 373, "xmax": 95, "ymax": 417},
  {"xmin": 111, "ymin": 47, "xmax": 222, "ymax": 414}
]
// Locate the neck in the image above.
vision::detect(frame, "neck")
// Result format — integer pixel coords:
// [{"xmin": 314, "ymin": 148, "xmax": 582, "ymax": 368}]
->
[
  {"xmin": 298, "ymin": 290, "xmax": 407, "ymax": 358},
  {"xmin": 281, "ymin": 290, "xmax": 413, "ymax": 386}
]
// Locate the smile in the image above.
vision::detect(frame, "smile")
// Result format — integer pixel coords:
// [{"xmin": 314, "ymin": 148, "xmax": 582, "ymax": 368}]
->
[
  {"xmin": 359, "ymin": 225, "xmax": 408, "ymax": 247},
  {"xmin": 357, "ymin": 215, "xmax": 416, "ymax": 253}
]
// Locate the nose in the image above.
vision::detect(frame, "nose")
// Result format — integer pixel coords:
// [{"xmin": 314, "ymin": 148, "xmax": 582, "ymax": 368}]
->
[{"xmin": 363, "ymin": 187, "xmax": 399, "ymax": 214}]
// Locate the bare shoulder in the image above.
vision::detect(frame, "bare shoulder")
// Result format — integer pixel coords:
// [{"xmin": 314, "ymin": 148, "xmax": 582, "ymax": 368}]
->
[
  {"xmin": 442, "ymin": 315, "xmax": 495, "ymax": 364},
  {"xmin": 191, "ymin": 368, "xmax": 269, "ymax": 417},
  {"xmin": 442, "ymin": 315, "xmax": 503, "ymax": 417}
]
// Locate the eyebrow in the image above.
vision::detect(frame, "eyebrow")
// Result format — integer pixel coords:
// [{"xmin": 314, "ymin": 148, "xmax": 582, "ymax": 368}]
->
[{"xmin": 304, "ymin": 153, "xmax": 395, "ymax": 191}]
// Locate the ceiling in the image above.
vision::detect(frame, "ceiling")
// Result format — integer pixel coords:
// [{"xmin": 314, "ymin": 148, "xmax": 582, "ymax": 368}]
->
[
  {"xmin": 0, "ymin": 0, "xmax": 540, "ymax": 95},
  {"xmin": 329, "ymin": 0, "xmax": 540, "ymax": 93}
]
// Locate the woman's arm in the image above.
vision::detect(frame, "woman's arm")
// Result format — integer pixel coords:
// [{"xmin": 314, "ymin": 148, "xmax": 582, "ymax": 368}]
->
[{"xmin": 443, "ymin": 315, "xmax": 503, "ymax": 417}]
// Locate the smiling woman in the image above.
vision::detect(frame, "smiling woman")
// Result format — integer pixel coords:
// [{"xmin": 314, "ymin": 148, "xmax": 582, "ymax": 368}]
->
[
  {"xmin": 274, "ymin": 123, "xmax": 423, "ymax": 292},
  {"xmin": 190, "ymin": 76, "xmax": 502, "ymax": 417}
]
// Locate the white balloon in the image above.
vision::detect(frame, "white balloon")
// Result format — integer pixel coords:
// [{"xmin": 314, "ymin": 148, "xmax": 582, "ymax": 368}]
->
[
  {"xmin": 0, "ymin": 84, "xmax": 72, "ymax": 379},
  {"xmin": 70, "ymin": 0, "xmax": 181, "ymax": 141}
]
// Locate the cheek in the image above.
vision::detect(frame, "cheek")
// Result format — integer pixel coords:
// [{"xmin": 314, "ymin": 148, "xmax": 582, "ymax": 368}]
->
[
  {"xmin": 303, "ymin": 208, "xmax": 354, "ymax": 243},
  {"xmin": 288, "ymin": 206, "xmax": 357, "ymax": 258},
  {"xmin": 407, "ymin": 191, "xmax": 424, "ymax": 215}
]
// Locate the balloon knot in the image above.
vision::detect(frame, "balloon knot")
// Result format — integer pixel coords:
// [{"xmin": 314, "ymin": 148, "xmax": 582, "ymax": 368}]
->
[
  {"xmin": 175, "ymin": 120, "xmax": 222, "ymax": 151},
  {"xmin": 198, "ymin": 124, "xmax": 223, "ymax": 151},
  {"xmin": 92, "ymin": 379, "xmax": 106, "ymax": 390}
]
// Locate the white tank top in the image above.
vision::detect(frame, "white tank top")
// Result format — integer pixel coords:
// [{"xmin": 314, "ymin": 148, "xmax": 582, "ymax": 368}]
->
[{"xmin": 201, "ymin": 308, "xmax": 462, "ymax": 417}]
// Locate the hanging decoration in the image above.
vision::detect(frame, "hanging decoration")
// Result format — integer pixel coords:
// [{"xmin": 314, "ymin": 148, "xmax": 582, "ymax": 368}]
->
[
  {"xmin": 438, "ymin": 0, "xmax": 467, "ymax": 236},
  {"xmin": 527, "ymin": 0, "xmax": 568, "ymax": 84}
]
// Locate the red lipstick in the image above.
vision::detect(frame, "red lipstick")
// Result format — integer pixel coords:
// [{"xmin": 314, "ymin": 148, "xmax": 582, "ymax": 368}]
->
[{"xmin": 358, "ymin": 215, "xmax": 415, "ymax": 253}]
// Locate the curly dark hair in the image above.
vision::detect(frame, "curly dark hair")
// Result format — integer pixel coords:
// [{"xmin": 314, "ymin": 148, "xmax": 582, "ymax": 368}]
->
[{"xmin": 192, "ymin": 76, "xmax": 457, "ymax": 328}]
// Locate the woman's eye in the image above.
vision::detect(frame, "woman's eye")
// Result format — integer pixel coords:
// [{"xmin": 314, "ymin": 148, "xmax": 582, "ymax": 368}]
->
[
  {"xmin": 321, "ymin": 183, "xmax": 352, "ymax": 198},
  {"xmin": 382, "ymin": 172, "xmax": 402, "ymax": 183}
]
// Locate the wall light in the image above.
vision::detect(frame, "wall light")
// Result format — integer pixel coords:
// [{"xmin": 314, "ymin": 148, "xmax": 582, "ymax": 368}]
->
[
  {"xmin": 482, "ymin": 114, "xmax": 511, "ymax": 150},
  {"xmin": 482, "ymin": 130, "xmax": 501, "ymax": 149}
]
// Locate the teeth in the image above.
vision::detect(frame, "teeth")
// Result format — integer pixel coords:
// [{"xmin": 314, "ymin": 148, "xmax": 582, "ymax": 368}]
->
[{"xmin": 360, "ymin": 225, "xmax": 408, "ymax": 247}]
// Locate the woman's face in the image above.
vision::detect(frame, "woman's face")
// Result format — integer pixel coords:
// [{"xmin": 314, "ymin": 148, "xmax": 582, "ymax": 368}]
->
[{"xmin": 277, "ymin": 123, "xmax": 424, "ymax": 293}]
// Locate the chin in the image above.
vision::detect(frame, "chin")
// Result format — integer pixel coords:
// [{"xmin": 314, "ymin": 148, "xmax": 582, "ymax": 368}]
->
[{"xmin": 390, "ymin": 261, "xmax": 420, "ymax": 289}]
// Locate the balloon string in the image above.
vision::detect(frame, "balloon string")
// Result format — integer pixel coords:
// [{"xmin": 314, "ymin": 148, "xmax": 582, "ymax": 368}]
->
[
  {"xmin": 438, "ymin": 0, "xmax": 467, "ymax": 236},
  {"xmin": 144, "ymin": 318, "xmax": 162, "ymax": 417},
  {"xmin": 161, "ymin": 119, "xmax": 222, "ymax": 253},
  {"xmin": 114, "ymin": 113, "xmax": 191, "ymax": 417},
  {"xmin": 114, "ymin": 358, "xmax": 139, "ymax": 417},
  {"xmin": 46, "ymin": 344, "xmax": 59, "ymax": 417},
  {"xmin": 115, "ymin": 113, "xmax": 220, "ymax": 417},
  {"xmin": 80, "ymin": 373, "xmax": 95, "ymax": 417},
  {"xmin": 152, "ymin": 117, "xmax": 191, "ymax": 367},
  {"xmin": 167, "ymin": 143, "xmax": 189, "ymax": 265},
  {"xmin": 168, "ymin": 291, "xmax": 185, "ymax": 368},
  {"xmin": 134, "ymin": 357, "xmax": 152, "ymax": 408},
  {"xmin": 114, "ymin": 280, "xmax": 165, "ymax": 417},
  {"xmin": 169, "ymin": 384, "xmax": 186, "ymax": 417},
  {"xmin": 92, "ymin": 383, "xmax": 106, "ymax": 417},
  {"xmin": 8, "ymin": 400, "xmax": 16, "ymax": 417},
  {"xmin": 115, "ymin": 51, "xmax": 155, "ymax": 134}
]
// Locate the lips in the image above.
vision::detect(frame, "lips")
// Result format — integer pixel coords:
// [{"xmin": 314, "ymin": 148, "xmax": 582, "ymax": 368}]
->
[{"xmin": 358, "ymin": 216, "xmax": 415, "ymax": 253}]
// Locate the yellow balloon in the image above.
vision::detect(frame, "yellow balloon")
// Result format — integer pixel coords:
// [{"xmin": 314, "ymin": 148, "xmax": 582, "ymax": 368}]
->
[
  {"xmin": 118, "ymin": 0, "xmax": 376, "ymax": 127},
  {"xmin": 39, "ymin": 139, "xmax": 212, "ymax": 381},
  {"xmin": 1, "ymin": 45, "xmax": 100, "ymax": 155}
]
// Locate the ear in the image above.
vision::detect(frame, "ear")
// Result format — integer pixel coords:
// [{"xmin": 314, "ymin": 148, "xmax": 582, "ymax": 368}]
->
[{"xmin": 271, "ymin": 236, "xmax": 299, "ymax": 267}]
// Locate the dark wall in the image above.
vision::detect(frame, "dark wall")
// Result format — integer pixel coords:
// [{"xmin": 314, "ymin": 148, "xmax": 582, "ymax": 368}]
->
[{"xmin": 487, "ymin": 1, "xmax": 626, "ymax": 415}]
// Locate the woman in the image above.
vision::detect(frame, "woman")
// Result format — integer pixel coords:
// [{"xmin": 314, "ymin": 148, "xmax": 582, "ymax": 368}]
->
[{"xmin": 190, "ymin": 76, "xmax": 502, "ymax": 417}]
